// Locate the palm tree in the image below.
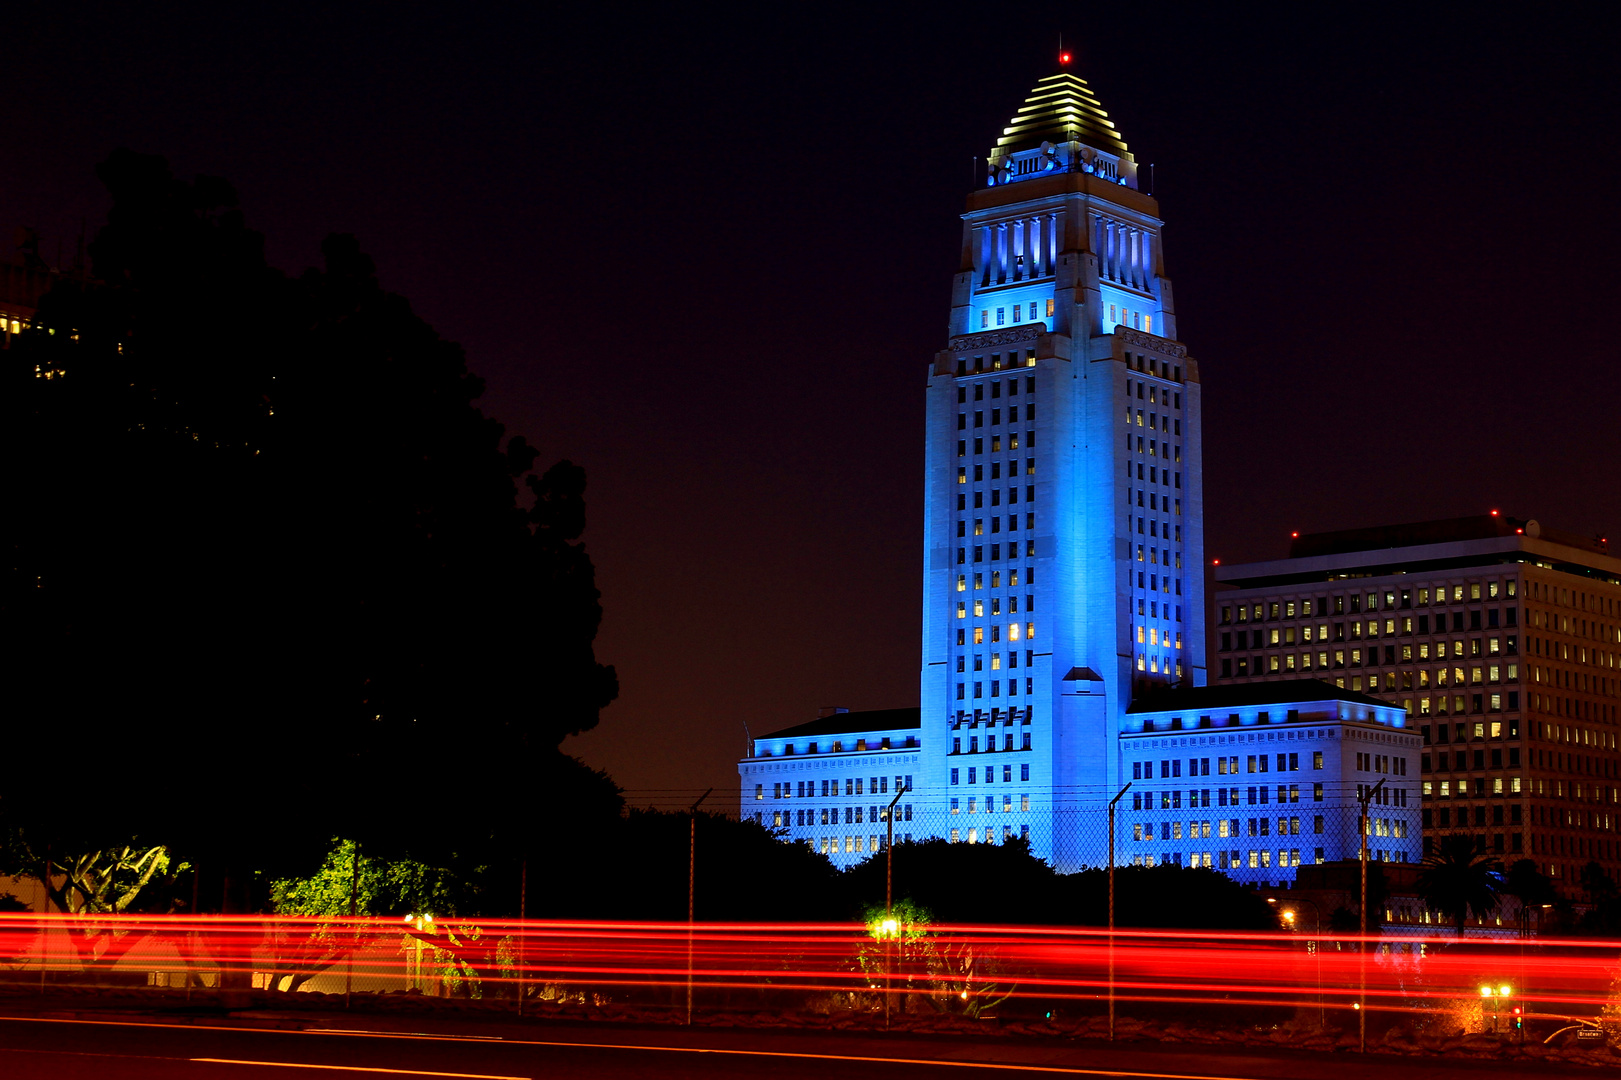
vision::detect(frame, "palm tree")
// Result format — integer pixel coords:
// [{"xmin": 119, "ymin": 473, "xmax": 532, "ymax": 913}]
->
[
  {"xmin": 1416, "ymin": 834, "xmax": 1502, "ymax": 937},
  {"xmin": 1579, "ymin": 860, "xmax": 1618, "ymax": 906},
  {"xmin": 1503, "ymin": 858, "xmax": 1558, "ymax": 934}
]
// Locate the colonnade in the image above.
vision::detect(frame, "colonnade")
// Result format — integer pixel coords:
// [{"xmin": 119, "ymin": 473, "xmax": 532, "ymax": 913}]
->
[
  {"xmin": 977, "ymin": 214, "xmax": 1062, "ymax": 286},
  {"xmin": 1094, "ymin": 215, "xmax": 1154, "ymax": 292}
]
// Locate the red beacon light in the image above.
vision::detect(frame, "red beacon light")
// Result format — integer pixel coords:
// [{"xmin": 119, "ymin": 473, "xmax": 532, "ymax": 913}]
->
[
  {"xmin": 1059, "ymin": 52, "xmax": 1071, "ymax": 65},
  {"xmin": 1291, "ymin": 531, "xmax": 1299, "ymax": 538},
  {"xmin": 1490, "ymin": 509, "xmax": 1500, "ymax": 516},
  {"xmin": 1212, "ymin": 558, "xmax": 1221, "ymax": 566}
]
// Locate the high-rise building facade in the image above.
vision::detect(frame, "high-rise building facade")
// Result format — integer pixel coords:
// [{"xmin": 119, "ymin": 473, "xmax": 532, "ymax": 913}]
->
[
  {"xmin": 738, "ymin": 64, "xmax": 1416, "ymax": 886},
  {"xmin": 1211, "ymin": 515, "xmax": 1621, "ymax": 889},
  {"xmin": 915, "ymin": 65, "xmax": 1205, "ymax": 869}
]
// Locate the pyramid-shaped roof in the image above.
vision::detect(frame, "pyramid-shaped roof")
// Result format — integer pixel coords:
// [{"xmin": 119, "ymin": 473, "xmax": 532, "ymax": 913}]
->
[{"xmin": 995, "ymin": 72, "xmax": 1128, "ymax": 157}]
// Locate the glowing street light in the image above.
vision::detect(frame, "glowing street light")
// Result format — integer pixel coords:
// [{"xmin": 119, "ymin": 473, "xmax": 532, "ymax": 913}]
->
[
  {"xmin": 403, "ymin": 913, "xmax": 434, "ymax": 992},
  {"xmin": 1481, "ymin": 982, "xmax": 1513, "ymax": 1032},
  {"xmin": 1268, "ymin": 896, "xmax": 1324, "ymax": 1028}
]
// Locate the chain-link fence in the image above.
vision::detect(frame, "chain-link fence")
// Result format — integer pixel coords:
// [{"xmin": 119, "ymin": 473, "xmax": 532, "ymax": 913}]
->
[
  {"xmin": 0, "ymin": 914, "xmax": 1607, "ymax": 1040},
  {"xmin": 746, "ymin": 786, "xmax": 1419, "ymax": 886}
]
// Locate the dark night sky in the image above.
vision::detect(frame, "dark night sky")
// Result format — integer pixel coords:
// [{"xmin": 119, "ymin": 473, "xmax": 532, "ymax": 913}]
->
[{"xmin": 8, "ymin": 3, "xmax": 1621, "ymax": 806}]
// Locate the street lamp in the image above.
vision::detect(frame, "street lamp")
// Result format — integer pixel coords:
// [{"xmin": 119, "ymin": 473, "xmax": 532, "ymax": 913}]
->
[
  {"xmin": 884, "ymin": 782, "xmax": 907, "ymax": 1029},
  {"xmin": 1357, "ymin": 778, "xmax": 1386, "ymax": 1053},
  {"xmin": 1107, "ymin": 782, "xmax": 1132, "ymax": 1043},
  {"xmin": 403, "ymin": 913, "xmax": 434, "ymax": 993},
  {"xmin": 1480, "ymin": 983, "xmax": 1513, "ymax": 1033},
  {"xmin": 1268, "ymin": 897, "xmax": 1324, "ymax": 1028}
]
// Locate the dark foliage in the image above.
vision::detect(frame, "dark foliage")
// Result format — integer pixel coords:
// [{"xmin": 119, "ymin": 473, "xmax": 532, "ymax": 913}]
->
[
  {"xmin": 839, "ymin": 837, "xmax": 1059, "ymax": 924},
  {"xmin": 1415, "ymin": 833, "xmax": 1501, "ymax": 936},
  {"xmin": 1050, "ymin": 863, "xmax": 1281, "ymax": 931},
  {"xmin": 838, "ymin": 838, "xmax": 1279, "ymax": 930},
  {"xmin": 585, "ymin": 810, "xmax": 844, "ymax": 922},
  {"xmin": 0, "ymin": 150, "xmax": 616, "ymax": 908}
]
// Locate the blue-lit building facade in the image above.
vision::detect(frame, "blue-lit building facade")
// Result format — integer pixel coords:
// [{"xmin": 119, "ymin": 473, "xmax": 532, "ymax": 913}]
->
[
  {"xmin": 1119, "ymin": 681, "xmax": 1421, "ymax": 880},
  {"xmin": 737, "ymin": 65, "xmax": 1421, "ymax": 883},
  {"xmin": 739, "ymin": 708, "xmax": 922, "ymax": 867},
  {"xmin": 913, "ymin": 67, "xmax": 1204, "ymax": 871}
]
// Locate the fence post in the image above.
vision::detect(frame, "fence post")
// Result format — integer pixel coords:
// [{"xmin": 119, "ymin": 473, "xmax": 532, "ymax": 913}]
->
[{"xmin": 1108, "ymin": 783, "xmax": 1132, "ymax": 1042}]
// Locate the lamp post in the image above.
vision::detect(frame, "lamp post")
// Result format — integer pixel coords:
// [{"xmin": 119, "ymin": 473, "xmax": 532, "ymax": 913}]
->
[
  {"xmin": 1270, "ymin": 897, "xmax": 1324, "ymax": 1028},
  {"xmin": 1480, "ymin": 983, "xmax": 1513, "ymax": 1033},
  {"xmin": 1357, "ymin": 778, "xmax": 1385, "ymax": 1053},
  {"xmin": 884, "ymin": 782, "xmax": 907, "ymax": 1029},
  {"xmin": 346, "ymin": 841, "xmax": 359, "ymax": 1009},
  {"xmin": 403, "ymin": 913, "xmax": 434, "ymax": 993},
  {"xmin": 687, "ymin": 787, "xmax": 712, "ymax": 1026},
  {"xmin": 1107, "ymin": 782, "xmax": 1132, "ymax": 1042},
  {"xmin": 517, "ymin": 857, "xmax": 528, "ymax": 1017}
]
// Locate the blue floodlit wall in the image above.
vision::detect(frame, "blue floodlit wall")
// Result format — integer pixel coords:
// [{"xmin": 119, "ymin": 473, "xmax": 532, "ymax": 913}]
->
[
  {"xmin": 917, "ymin": 75, "xmax": 1205, "ymax": 871},
  {"xmin": 1117, "ymin": 694, "xmax": 1421, "ymax": 885}
]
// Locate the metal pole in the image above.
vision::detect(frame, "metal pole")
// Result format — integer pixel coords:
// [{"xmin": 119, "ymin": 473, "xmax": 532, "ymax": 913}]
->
[
  {"xmin": 517, "ymin": 858, "xmax": 527, "ymax": 1016},
  {"xmin": 687, "ymin": 788, "xmax": 711, "ymax": 1026},
  {"xmin": 1287, "ymin": 897, "xmax": 1324, "ymax": 1028},
  {"xmin": 1306, "ymin": 899, "xmax": 1324, "ymax": 1029},
  {"xmin": 39, "ymin": 844, "xmax": 50, "ymax": 995},
  {"xmin": 1358, "ymin": 778, "xmax": 1384, "ymax": 1053},
  {"xmin": 346, "ymin": 841, "xmax": 359, "ymax": 1008},
  {"xmin": 1107, "ymin": 783, "xmax": 1132, "ymax": 1042},
  {"xmin": 885, "ymin": 783, "xmax": 905, "ymax": 1029}
]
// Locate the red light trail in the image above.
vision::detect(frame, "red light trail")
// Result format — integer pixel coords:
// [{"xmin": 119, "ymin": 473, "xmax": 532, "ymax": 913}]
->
[{"xmin": 0, "ymin": 914, "xmax": 1611, "ymax": 1030}]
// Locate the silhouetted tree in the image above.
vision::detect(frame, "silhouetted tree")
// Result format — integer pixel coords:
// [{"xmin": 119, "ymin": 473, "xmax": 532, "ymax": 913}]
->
[
  {"xmin": 1, "ymin": 150, "xmax": 617, "ymax": 910},
  {"xmin": 837, "ymin": 840, "xmax": 1278, "ymax": 930},
  {"xmin": 1416, "ymin": 834, "xmax": 1501, "ymax": 936},
  {"xmin": 1580, "ymin": 860, "xmax": 1618, "ymax": 906},
  {"xmin": 1504, "ymin": 858, "xmax": 1557, "ymax": 909},
  {"xmin": 840, "ymin": 838, "xmax": 1060, "ymax": 924},
  {"xmin": 1501, "ymin": 857, "xmax": 1558, "ymax": 935}
]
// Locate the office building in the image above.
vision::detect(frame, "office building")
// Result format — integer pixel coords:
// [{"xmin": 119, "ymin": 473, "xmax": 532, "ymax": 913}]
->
[
  {"xmin": 1212, "ymin": 514, "xmax": 1621, "ymax": 886},
  {"xmin": 738, "ymin": 61, "xmax": 1399, "ymax": 884}
]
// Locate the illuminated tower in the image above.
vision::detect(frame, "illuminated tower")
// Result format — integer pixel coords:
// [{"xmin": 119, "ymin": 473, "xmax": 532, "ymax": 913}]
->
[{"xmin": 917, "ymin": 61, "xmax": 1206, "ymax": 869}]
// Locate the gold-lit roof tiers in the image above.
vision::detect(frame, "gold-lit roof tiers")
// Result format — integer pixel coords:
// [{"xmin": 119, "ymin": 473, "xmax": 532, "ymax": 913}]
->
[{"xmin": 995, "ymin": 72, "xmax": 1128, "ymax": 157}]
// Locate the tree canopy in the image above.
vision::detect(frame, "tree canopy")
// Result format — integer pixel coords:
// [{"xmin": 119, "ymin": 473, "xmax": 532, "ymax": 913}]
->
[
  {"xmin": 1415, "ymin": 834, "xmax": 1501, "ymax": 936},
  {"xmin": 1, "ymin": 150, "xmax": 617, "ymax": 908}
]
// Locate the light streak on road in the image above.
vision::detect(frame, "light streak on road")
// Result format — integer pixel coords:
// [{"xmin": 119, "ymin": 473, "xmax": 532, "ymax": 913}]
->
[{"xmin": 0, "ymin": 913, "xmax": 1610, "ymax": 1027}]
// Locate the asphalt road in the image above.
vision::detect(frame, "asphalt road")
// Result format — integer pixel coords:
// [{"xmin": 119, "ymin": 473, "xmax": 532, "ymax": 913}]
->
[{"xmin": 0, "ymin": 1012, "xmax": 1603, "ymax": 1079}]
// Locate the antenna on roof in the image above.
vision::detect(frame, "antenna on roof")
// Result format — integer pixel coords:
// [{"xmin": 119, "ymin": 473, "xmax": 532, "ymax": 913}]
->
[{"xmin": 742, "ymin": 721, "xmax": 753, "ymax": 757}]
